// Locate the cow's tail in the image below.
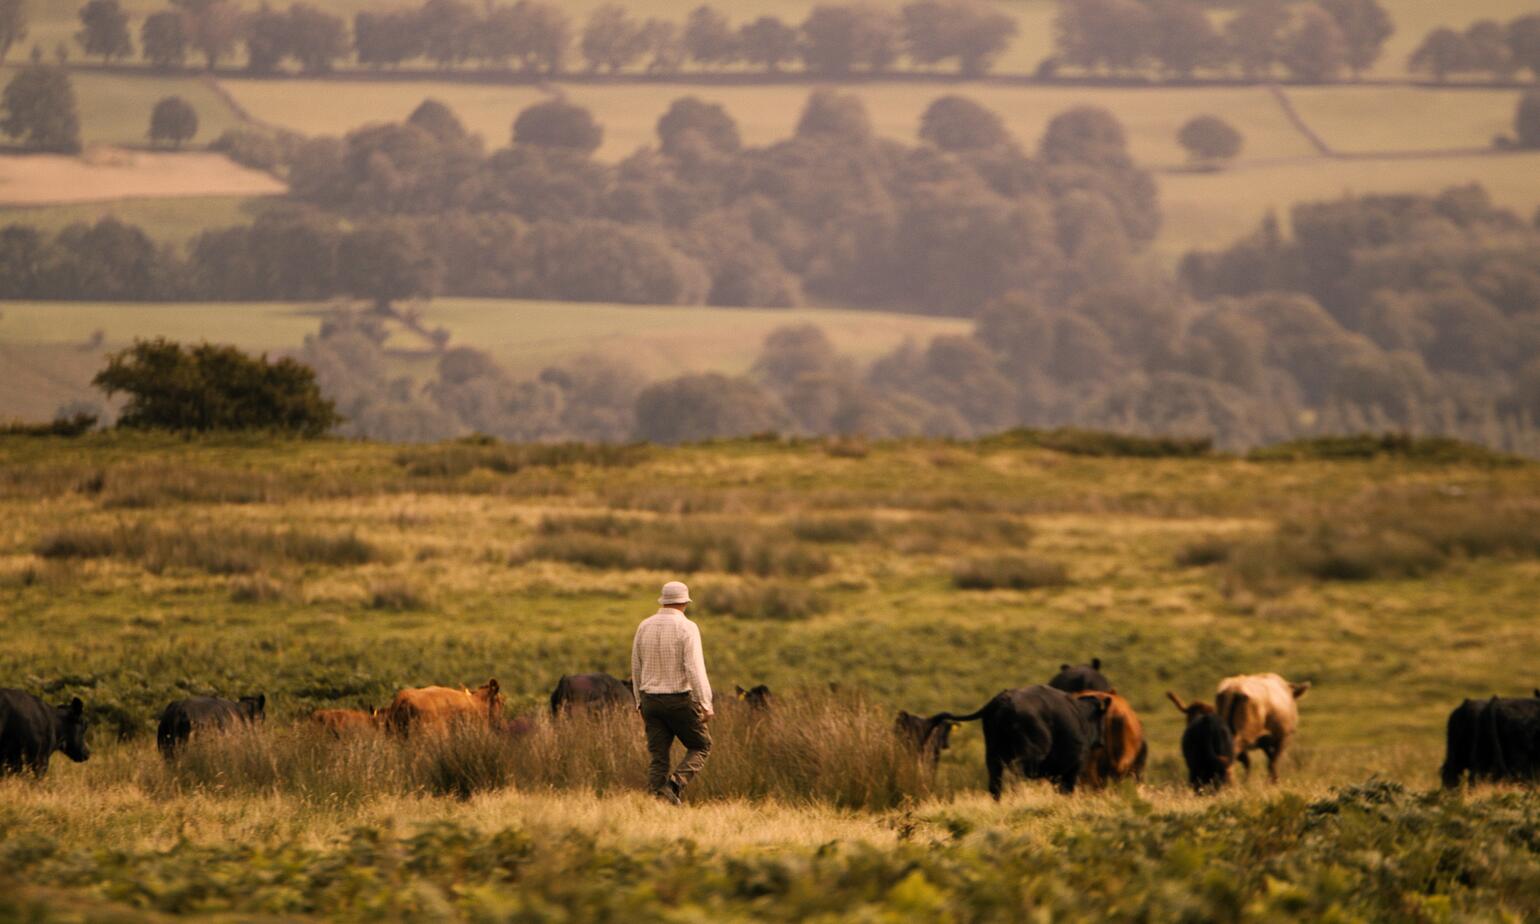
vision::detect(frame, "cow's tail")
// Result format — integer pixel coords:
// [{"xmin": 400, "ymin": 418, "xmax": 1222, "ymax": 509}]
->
[{"xmin": 935, "ymin": 693, "xmax": 1002, "ymax": 724}]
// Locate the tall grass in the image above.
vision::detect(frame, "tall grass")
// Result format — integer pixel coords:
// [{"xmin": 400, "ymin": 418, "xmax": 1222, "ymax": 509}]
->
[
  {"xmin": 140, "ymin": 694, "xmax": 944, "ymax": 810},
  {"xmin": 36, "ymin": 522, "xmax": 382, "ymax": 574},
  {"xmin": 395, "ymin": 440, "xmax": 649, "ymax": 477},
  {"xmin": 523, "ymin": 514, "xmax": 830, "ymax": 577}
]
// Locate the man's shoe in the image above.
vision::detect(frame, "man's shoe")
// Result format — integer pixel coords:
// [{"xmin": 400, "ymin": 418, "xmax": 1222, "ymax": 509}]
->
[{"xmin": 654, "ymin": 785, "xmax": 681, "ymax": 806}]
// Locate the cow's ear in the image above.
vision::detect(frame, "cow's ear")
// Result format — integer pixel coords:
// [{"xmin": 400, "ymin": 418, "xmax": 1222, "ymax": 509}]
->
[
  {"xmin": 736, "ymin": 685, "xmax": 746, "ymax": 697},
  {"xmin": 488, "ymin": 678, "xmax": 499, "ymax": 694},
  {"xmin": 1108, "ymin": 688, "xmax": 1117, "ymax": 696},
  {"xmin": 1060, "ymin": 663, "xmax": 1071, "ymax": 672},
  {"xmin": 1290, "ymin": 682, "xmax": 1310, "ymax": 699},
  {"xmin": 1091, "ymin": 658, "xmax": 1101, "ymax": 670},
  {"xmin": 69, "ymin": 697, "xmax": 84, "ymax": 717}
]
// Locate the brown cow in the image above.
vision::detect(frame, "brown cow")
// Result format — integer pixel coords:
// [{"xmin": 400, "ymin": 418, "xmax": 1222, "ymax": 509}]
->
[
  {"xmin": 310, "ymin": 707, "xmax": 380, "ymax": 735},
  {"xmin": 1215, "ymin": 673, "xmax": 1309, "ymax": 782},
  {"xmin": 385, "ymin": 679, "xmax": 502, "ymax": 735},
  {"xmin": 1072, "ymin": 690, "xmax": 1146, "ymax": 786}
]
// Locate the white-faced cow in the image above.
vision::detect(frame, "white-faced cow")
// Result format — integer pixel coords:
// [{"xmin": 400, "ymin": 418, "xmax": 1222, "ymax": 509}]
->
[
  {"xmin": 0, "ymin": 689, "xmax": 89, "ymax": 777},
  {"xmin": 1215, "ymin": 673, "xmax": 1309, "ymax": 782}
]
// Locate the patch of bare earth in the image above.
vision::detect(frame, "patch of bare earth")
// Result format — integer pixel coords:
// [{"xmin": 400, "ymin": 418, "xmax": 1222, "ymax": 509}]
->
[{"xmin": 0, "ymin": 146, "xmax": 285, "ymax": 205}]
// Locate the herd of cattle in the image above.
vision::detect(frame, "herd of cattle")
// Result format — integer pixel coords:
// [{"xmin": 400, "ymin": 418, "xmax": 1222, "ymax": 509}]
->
[{"xmin": 2, "ymin": 663, "xmax": 1538, "ymax": 797}]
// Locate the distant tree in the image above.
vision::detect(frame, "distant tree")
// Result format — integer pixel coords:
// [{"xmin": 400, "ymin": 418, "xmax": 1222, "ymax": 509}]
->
[
  {"xmin": 354, "ymin": 10, "xmax": 422, "ymax": 69},
  {"xmin": 182, "ymin": 0, "xmax": 241, "ymax": 69},
  {"xmin": 243, "ymin": 3, "xmax": 289, "ymax": 74},
  {"xmin": 1463, "ymin": 20, "xmax": 1513, "ymax": 82},
  {"xmin": 1149, "ymin": 0, "xmax": 1223, "ymax": 78},
  {"xmin": 0, "ymin": 225, "xmax": 49, "ymax": 298},
  {"xmin": 1177, "ymin": 114, "xmax": 1243, "ymax": 164},
  {"xmin": 51, "ymin": 217, "xmax": 178, "ymax": 299},
  {"xmin": 794, "ymin": 87, "xmax": 873, "ymax": 142},
  {"xmin": 1408, "ymin": 28, "xmax": 1473, "ymax": 83},
  {"xmin": 1319, "ymin": 0, "xmax": 1393, "ymax": 78},
  {"xmin": 1281, "ymin": 5, "xmax": 1348, "ymax": 83},
  {"xmin": 683, "ymin": 4, "xmax": 738, "ymax": 69},
  {"xmin": 903, "ymin": 0, "xmax": 1017, "ymax": 77},
  {"xmin": 140, "ymin": 10, "xmax": 188, "ymax": 68},
  {"xmin": 1509, "ymin": 14, "xmax": 1540, "ymax": 81},
  {"xmin": 497, "ymin": 0, "xmax": 569, "ymax": 74},
  {"xmin": 93, "ymin": 338, "xmax": 341, "ymax": 435},
  {"xmin": 288, "ymin": 4, "xmax": 347, "ymax": 74},
  {"xmin": 0, "ymin": 0, "xmax": 28, "ymax": 64},
  {"xmin": 338, "ymin": 226, "xmax": 436, "ymax": 311},
  {"xmin": 75, "ymin": 0, "xmax": 132, "ymax": 62},
  {"xmin": 642, "ymin": 18, "xmax": 685, "ymax": 74},
  {"xmin": 407, "ymin": 98, "xmax": 469, "ymax": 143},
  {"xmin": 512, "ymin": 99, "xmax": 602, "ymax": 155},
  {"xmin": 1, "ymin": 62, "xmax": 80, "ymax": 152},
  {"xmin": 634, "ymin": 372, "xmax": 788, "ymax": 443},
  {"xmin": 657, "ymin": 96, "xmax": 740, "ymax": 157},
  {"xmin": 1040, "ymin": 106, "xmax": 1130, "ymax": 166},
  {"xmin": 420, "ymin": 0, "xmax": 478, "ymax": 69},
  {"xmin": 801, "ymin": 3, "xmax": 903, "ymax": 76},
  {"xmin": 918, "ymin": 95, "xmax": 1009, "ymax": 151},
  {"xmin": 1224, "ymin": 0, "xmax": 1288, "ymax": 78},
  {"xmin": 581, "ymin": 4, "xmax": 648, "ymax": 73},
  {"xmin": 1517, "ymin": 91, "xmax": 1540, "ymax": 149},
  {"xmin": 1054, "ymin": 0, "xmax": 1152, "ymax": 75},
  {"xmin": 738, "ymin": 15, "xmax": 797, "ymax": 73},
  {"xmin": 148, "ymin": 95, "xmax": 197, "ymax": 148}
]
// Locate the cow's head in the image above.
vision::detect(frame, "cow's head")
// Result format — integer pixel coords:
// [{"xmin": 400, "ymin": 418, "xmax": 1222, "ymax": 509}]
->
[
  {"xmin": 1166, "ymin": 691, "xmax": 1216, "ymax": 723},
  {"xmin": 736, "ymin": 684, "xmax": 773, "ymax": 710},
  {"xmin": 474, "ymin": 679, "xmax": 503, "ymax": 715},
  {"xmin": 239, "ymin": 694, "xmax": 266, "ymax": 723},
  {"xmin": 54, "ymin": 697, "xmax": 89, "ymax": 763},
  {"xmin": 1073, "ymin": 693, "xmax": 1110, "ymax": 746}
]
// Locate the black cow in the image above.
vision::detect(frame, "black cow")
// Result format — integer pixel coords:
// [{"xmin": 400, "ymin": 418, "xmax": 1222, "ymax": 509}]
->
[
  {"xmin": 1047, "ymin": 658, "xmax": 1113, "ymax": 694},
  {"xmin": 157, "ymin": 694, "xmax": 266, "ymax": 759},
  {"xmin": 735, "ymin": 684, "xmax": 773, "ymax": 710},
  {"xmin": 942, "ymin": 685, "xmax": 1108, "ymax": 797},
  {"xmin": 1441, "ymin": 693, "xmax": 1540, "ymax": 787},
  {"xmin": 0, "ymin": 689, "xmax": 89, "ymax": 777},
  {"xmin": 549, "ymin": 673, "xmax": 633, "ymax": 716},
  {"xmin": 894, "ymin": 710, "xmax": 956, "ymax": 767},
  {"xmin": 1167, "ymin": 692, "xmax": 1234, "ymax": 793}
]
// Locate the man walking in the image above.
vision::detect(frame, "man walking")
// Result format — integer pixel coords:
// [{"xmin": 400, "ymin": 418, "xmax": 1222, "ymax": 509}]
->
[{"xmin": 631, "ymin": 580, "xmax": 713, "ymax": 805}]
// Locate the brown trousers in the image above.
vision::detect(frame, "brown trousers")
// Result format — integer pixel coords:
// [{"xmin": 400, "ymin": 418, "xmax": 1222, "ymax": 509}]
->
[{"xmin": 640, "ymin": 692, "xmax": 712, "ymax": 795}]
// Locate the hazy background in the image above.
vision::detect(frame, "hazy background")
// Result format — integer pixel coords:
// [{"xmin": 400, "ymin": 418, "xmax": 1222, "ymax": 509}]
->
[{"xmin": 3, "ymin": 0, "xmax": 1540, "ymax": 450}]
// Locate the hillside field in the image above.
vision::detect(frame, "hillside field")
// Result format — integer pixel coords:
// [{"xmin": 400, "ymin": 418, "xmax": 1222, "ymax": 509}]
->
[
  {"xmin": 0, "ymin": 434, "xmax": 1537, "ymax": 918},
  {"xmin": 0, "ymin": 299, "xmax": 971, "ymax": 421}
]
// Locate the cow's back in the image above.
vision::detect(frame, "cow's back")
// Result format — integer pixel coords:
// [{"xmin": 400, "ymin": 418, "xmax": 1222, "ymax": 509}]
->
[
  {"xmin": 388, "ymin": 686, "xmax": 480, "ymax": 732},
  {"xmin": 1100, "ymin": 693, "xmax": 1145, "ymax": 779},
  {"xmin": 157, "ymin": 697, "xmax": 242, "ymax": 757},
  {"xmin": 1217, "ymin": 674, "xmax": 1298, "ymax": 748}
]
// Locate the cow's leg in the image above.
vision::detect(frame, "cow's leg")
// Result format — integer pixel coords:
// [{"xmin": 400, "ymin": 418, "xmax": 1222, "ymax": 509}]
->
[
  {"xmin": 985, "ymin": 746, "xmax": 1004, "ymax": 801},
  {"xmin": 1261, "ymin": 736, "xmax": 1283, "ymax": 783},
  {"xmin": 1235, "ymin": 749, "xmax": 1251, "ymax": 776},
  {"xmin": 1132, "ymin": 740, "xmax": 1148, "ymax": 782}
]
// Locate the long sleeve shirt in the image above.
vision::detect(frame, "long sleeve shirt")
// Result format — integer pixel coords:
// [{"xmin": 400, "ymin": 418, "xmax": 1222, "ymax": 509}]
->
[{"xmin": 630, "ymin": 607, "xmax": 713, "ymax": 713}]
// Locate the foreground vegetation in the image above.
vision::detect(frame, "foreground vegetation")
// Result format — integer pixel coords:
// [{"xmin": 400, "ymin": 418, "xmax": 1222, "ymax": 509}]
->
[{"xmin": 2, "ymin": 433, "xmax": 1537, "ymax": 917}]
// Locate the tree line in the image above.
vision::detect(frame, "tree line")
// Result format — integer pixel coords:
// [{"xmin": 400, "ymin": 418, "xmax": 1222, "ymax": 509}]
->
[
  {"xmin": 53, "ymin": 0, "xmax": 1018, "ymax": 78},
  {"xmin": 1408, "ymin": 12, "xmax": 1540, "ymax": 83},
  {"xmin": 1050, "ymin": 0, "xmax": 1396, "ymax": 82},
  {"xmin": 0, "ymin": 89, "xmax": 1161, "ymax": 319}
]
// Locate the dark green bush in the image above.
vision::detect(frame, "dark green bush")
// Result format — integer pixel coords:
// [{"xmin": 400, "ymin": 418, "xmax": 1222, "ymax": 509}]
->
[
  {"xmin": 1249, "ymin": 434, "xmax": 1521, "ymax": 465},
  {"xmin": 698, "ymin": 581, "xmax": 829, "ymax": 620},
  {"xmin": 987, "ymin": 428, "xmax": 1213, "ymax": 458},
  {"xmin": 952, "ymin": 554, "xmax": 1069, "ymax": 590},
  {"xmin": 396, "ymin": 440, "xmax": 648, "ymax": 477}
]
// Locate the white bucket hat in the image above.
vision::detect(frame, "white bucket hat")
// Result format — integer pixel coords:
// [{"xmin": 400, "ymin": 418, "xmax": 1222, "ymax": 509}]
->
[{"xmin": 659, "ymin": 581, "xmax": 691, "ymax": 605}]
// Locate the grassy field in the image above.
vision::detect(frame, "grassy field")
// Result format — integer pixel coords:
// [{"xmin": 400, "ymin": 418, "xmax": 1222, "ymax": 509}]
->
[
  {"xmin": 1286, "ymin": 85, "xmax": 1529, "ymax": 154},
  {"xmin": 1156, "ymin": 149, "xmax": 1540, "ymax": 261},
  {"xmin": 0, "ymin": 434, "xmax": 1537, "ymax": 918},
  {"xmin": 0, "ymin": 299, "xmax": 971, "ymax": 421},
  {"xmin": 0, "ymin": 195, "xmax": 272, "ymax": 242}
]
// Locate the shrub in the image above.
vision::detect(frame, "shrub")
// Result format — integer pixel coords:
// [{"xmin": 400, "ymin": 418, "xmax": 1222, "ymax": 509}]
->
[
  {"xmin": 0, "ymin": 413, "xmax": 97, "ymax": 437},
  {"xmin": 986, "ymin": 428, "xmax": 1213, "ymax": 458},
  {"xmin": 1248, "ymin": 434, "xmax": 1521, "ymax": 465},
  {"xmin": 697, "ymin": 581, "xmax": 828, "ymax": 620},
  {"xmin": 525, "ymin": 515, "xmax": 829, "ymax": 577},
  {"xmin": 368, "ymin": 577, "xmax": 429, "ymax": 611},
  {"xmin": 93, "ymin": 338, "xmax": 340, "ymax": 436},
  {"xmin": 1175, "ymin": 535, "xmax": 1233, "ymax": 567},
  {"xmin": 396, "ymin": 440, "xmax": 648, "ymax": 477},
  {"xmin": 229, "ymin": 573, "xmax": 291, "ymax": 604},
  {"xmin": 952, "ymin": 554, "xmax": 1069, "ymax": 590},
  {"xmin": 789, "ymin": 514, "xmax": 878, "ymax": 543},
  {"xmin": 35, "ymin": 523, "xmax": 380, "ymax": 573}
]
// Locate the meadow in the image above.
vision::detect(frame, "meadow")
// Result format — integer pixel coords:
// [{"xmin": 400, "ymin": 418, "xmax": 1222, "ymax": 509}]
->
[
  {"xmin": 1, "ymin": 432, "xmax": 1538, "ymax": 917},
  {"xmin": 0, "ymin": 299, "xmax": 970, "ymax": 420}
]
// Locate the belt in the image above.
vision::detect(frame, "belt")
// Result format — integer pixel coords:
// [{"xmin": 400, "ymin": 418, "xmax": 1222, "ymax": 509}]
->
[{"xmin": 642, "ymin": 690, "xmax": 690, "ymax": 696}]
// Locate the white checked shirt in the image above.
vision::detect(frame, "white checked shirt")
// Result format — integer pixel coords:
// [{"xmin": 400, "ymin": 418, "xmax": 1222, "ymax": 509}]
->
[{"xmin": 631, "ymin": 607, "xmax": 714, "ymax": 713}]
